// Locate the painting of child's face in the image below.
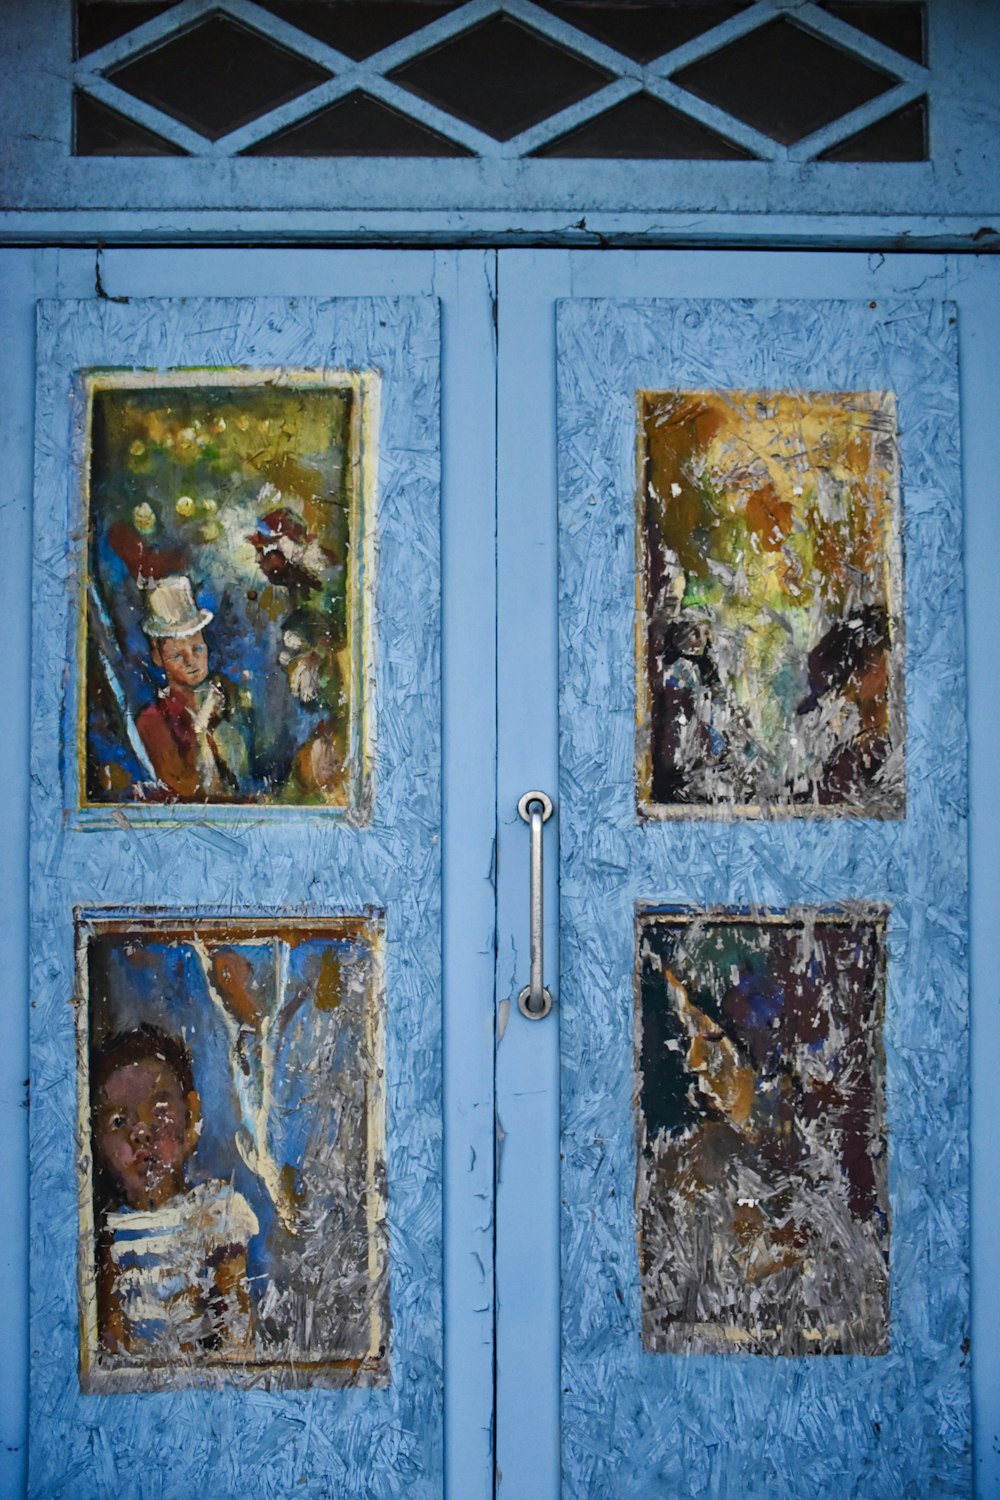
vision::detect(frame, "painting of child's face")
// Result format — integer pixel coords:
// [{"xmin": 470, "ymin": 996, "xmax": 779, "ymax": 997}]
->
[
  {"xmin": 80, "ymin": 917, "xmax": 389, "ymax": 1389},
  {"xmin": 152, "ymin": 631, "xmax": 209, "ymax": 693},
  {"xmin": 94, "ymin": 1058, "xmax": 199, "ymax": 1210}
]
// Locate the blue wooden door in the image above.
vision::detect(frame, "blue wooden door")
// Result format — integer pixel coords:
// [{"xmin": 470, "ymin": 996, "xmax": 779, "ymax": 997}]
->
[
  {"xmin": 6, "ymin": 248, "xmax": 498, "ymax": 1500},
  {"xmin": 4, "ymin": 247, "xmax": 1000, "ymax": 1499},
  {"xmin": 493, "ymin": 250, "xmax": 1000, "ymax": 1500}
]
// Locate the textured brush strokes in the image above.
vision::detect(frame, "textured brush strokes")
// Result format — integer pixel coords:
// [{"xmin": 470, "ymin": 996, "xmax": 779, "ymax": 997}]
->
[
  {"xmin": 30, "ymin": 297, "xmax": 443, "ymax": 1498},
  {"xmin": 557, "ymin": 298, "xmax": 969, "ymax": 1497},
  {"xmin": 82, "ymin": 375, "xmax": 373, "ymax": 814},
  {"xmin": 78, "ymin": 913, "xmax": 387, "ymax": 1392},
  {"xmin": 636, "ymin": 906, "xmax": 888, "ymax": 1357},
  {"xmin": 638, "ymin": 390, "xmax": 904, "ymax": 817}
]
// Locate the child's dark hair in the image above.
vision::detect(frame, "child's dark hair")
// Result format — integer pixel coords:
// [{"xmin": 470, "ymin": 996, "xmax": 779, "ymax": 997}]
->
[{"xmin": 90, "ymin": 1023, "xmax": 196, "ymax": 1103}]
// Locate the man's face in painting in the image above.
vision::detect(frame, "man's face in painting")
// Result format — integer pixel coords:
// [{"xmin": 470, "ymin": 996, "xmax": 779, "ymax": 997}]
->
[
  {"xmin": 152, "ymin": 631, "xmax": 209, "ymax": 692},
  {"xmin": 666, "ymin": 971, "xmax": 755, "ymax": 1128},
  {"xmin": 94, "ymin": 1057, "xmax": 200, "ymax": 1210}
]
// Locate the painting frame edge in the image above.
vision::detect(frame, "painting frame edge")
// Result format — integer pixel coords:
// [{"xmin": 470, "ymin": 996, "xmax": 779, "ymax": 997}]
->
[
  {"xmin": 633, "ymin": 386, "xmax": 907, "ymax": 823},
  {"xmin": 67, "ymin": 364, "xmax": 380, "ymax": 829},
  {"xmin": 73, "ymin": 903, "xmax": 390, "ymax": 1394}
]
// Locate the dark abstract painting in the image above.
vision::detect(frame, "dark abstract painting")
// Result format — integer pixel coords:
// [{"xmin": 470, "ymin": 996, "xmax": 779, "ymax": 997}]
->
[
  {"xmin": 79, "ymin": 371, "xmax": 375, "ymax": 814},
  {"xmin": 637, "ymin": 390, "xmax": 904, "ymax": 817},
  {"xmin": 635, "ymin": 906, "xmax": 889, "ymax": 1356},
  {"xmin": 76, "ymin": 912, "xmax": 388, "ymax": 1391}
]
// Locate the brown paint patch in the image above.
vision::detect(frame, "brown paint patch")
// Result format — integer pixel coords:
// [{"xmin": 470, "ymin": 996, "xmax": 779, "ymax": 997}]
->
[
  {"xmin": 314, "ymin": 949, "xmax": 343, "ymax": 1010},
  {"xmin": 746, "ymin": 483, "xmax": 793, "ymax": 551}
]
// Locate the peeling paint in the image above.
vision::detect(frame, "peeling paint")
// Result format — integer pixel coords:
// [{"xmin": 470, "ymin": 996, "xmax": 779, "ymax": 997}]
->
[
  {"xmin": 77, "ymin": 913, "xmax": 390, "ymax": 1392},
  {"xmin": 635, "ymin": 905, "xmax": 889, "ymax": 1358},
  {"xmin": 637, "ymin": 389, "xmax": 904, "ymax": 819}
]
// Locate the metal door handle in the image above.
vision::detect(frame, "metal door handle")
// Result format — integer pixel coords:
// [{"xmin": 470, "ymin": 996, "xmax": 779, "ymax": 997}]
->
[{"xmin": 517, "ymin": 790, "xmax": 554, "ymax": 1019}]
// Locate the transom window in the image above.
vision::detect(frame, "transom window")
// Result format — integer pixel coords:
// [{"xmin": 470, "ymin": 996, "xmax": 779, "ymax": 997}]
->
[{"xmin": 73, "ymin": 0, "xmax": 929, "ymax": 161}]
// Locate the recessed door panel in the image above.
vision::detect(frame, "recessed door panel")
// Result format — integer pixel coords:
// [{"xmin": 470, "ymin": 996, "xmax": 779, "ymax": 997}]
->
[
  {"xmin": 552, "ymin": 291, "xmax": 967, "ymax": 1496},
  {"xmin": 24, "ymin": 273, "xmax": 483, "ymax": 1500}
]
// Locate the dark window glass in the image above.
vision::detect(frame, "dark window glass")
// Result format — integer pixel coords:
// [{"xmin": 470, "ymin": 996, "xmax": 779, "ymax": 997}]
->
[
  {"xmin": 74, "ymin": 90, "xmax": 188, "ymax": 154},
  {"xmin": 818, "ymin": 96, "xmax": 926, "ymax": 159},
  {"xmin": 77, "ymin": 1, "xmax": 180, "ymax": 58},
  {"xmin": 107, "ymin": 14, "xmax": 332, "ymax": 141},
  {"xmin": 76, "ymin": 1, "xmax": 179, "ymax": 58},
  {"xmin": 533, "ymin": 91, "xmax": 754, "ymax": 158},
  {"xmin": 672, "ymin": 17, "xmax": 897, "ymax": 144},
  {"xmin": 242, "ymin": 89, "xmax": 473, "ymax": 154},
  {"xmin": 533, "ymin": 2, "xmax": 751, "ymax": 65},
  {"xmin": 819, "ymin": 3, "xmax": 925, "ymax": 65},
  {"xmin": 388, "ymin": 15, "xmax": 613, "ymax": 141},
  {"xmin": 251, "ymin": 1, "xmax": 463, "ymax": 61}
]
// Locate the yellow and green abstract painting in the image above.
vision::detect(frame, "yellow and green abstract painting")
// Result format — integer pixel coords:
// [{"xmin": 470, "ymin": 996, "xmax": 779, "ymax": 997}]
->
[{"xmin": 637, "ymin": 390, "xmax": 903, "ymax": 816}]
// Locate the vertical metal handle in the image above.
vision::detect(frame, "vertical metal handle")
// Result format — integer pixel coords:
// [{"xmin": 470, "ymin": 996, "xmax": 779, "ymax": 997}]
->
[{"xmin": 517, "ymin": 790, "xmax": 554, "ymax": 1019}]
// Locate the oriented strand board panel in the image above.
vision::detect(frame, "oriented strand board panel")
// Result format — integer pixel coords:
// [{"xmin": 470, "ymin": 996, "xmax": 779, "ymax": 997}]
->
[
  {"xmin": 556, "ymin": 296, "xmax": 969, "ymax": 1497},
  {"xmin": 29, "ymin": 295, "xmax": 444, "ymax": 1498}
]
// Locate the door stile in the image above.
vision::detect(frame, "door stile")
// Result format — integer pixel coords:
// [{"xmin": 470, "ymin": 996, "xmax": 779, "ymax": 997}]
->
[
  {"xmin": 435, "ymin": 249, "xmax": 501, "ymax": 1500},
  {"xmin": 494, "ymin": 250, "xmax": 566, "ymax": 1500}
]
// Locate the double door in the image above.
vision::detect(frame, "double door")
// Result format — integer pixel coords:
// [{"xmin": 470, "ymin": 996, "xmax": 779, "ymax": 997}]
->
[{"xmin": 5, "ymin": 248, "xmax": 996, "ymax": 1498}]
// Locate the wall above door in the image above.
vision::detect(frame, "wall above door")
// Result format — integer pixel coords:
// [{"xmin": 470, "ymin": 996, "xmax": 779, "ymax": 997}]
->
[{"xmin": 1, "ymin": 0, "xmax": 998, "ymax": 247}]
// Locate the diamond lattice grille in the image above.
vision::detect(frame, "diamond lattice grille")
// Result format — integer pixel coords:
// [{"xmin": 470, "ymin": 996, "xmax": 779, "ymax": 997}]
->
[
  {"xmin": 107, "ymin": 14, "xmax": 333, "ymax": 140},
  {"xmin": 74, "ymin": 0, "xmax": 929, "ymax": 161},
  {"xmin": 671, "ymin": 16, "xmax": 898, "ymax": 145}
]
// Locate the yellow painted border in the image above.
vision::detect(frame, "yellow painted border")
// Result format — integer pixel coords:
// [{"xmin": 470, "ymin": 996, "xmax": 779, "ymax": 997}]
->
[
  {"xmin": 75, "ymin": 367, "xmax": 379, "ymax": 823},
  {"xmin": 634, "ymin": 388, "xmax": 906, "ymax": 821},
  {"xmin": 74, "ymin": 909, "xmax": 389, "ymax": 1391}
]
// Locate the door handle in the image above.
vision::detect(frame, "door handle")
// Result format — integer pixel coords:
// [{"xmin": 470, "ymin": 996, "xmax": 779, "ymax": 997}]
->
[{"xmin": 517, "ymin": 790, "xmax": 554, "ymax": 1019}]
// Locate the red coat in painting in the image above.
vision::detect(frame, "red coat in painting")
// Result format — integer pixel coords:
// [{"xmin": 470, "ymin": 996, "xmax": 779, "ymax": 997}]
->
[{"xmin": 136, "ymin": 684, "xmax": 242, "ymax": 800}]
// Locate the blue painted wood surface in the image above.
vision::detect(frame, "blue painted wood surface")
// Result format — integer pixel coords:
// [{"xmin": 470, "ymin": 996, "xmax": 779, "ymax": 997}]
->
[
  {"xmin": 3, "ymin": 248, "xmax": 1000, "ymax": 1499},
  {"xmin": 493, "ymin": 251, "xmax": 1000, "ymax": 1499},
  {"xmin": 555, "ymin": 288, "xmax": 968, "ymax": 1496},
  {"xmin": 30, "ymin": 289, "xmax": 443, "ymax": 1496},
  {"xmin": 16, "ymin": 264, "xmax": 489, "ymax": 1500},
  {"xmin": 494, "ymin": 251, "xmax": 563, "ymax": 1500}
]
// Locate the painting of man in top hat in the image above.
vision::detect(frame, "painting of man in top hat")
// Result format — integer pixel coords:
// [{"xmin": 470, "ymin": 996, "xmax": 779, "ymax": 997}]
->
[
  {"xmin": 134, "ymin": 574, "xmax": 249, "ymax": 800},
  {"xmin": 79, "ymin": 369, "xmax": 376, "ymax": 815}
]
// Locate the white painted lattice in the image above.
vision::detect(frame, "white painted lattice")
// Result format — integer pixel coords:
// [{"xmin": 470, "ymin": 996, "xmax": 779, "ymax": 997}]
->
[{"xmin": 72, "ymin": 0, "xmax": 930, "ymax": 162}]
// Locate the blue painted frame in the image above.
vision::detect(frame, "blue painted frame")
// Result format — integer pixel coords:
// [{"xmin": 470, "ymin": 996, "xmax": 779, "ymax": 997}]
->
[{"xmin": 555, "ymin": 293, "xmax": 968, "ymax": 1495}]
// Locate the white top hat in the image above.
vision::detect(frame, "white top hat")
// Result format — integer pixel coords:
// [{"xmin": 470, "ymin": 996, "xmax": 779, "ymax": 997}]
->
[{"xmin": 140, "ymin": 575, "xmax": 214, "ymax": 639}]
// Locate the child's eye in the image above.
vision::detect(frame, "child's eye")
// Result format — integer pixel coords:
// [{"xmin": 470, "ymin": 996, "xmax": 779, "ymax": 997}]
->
[{"xmin": 109, "ymin": 1113, "xmax": 126, "ymax": 1130}]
